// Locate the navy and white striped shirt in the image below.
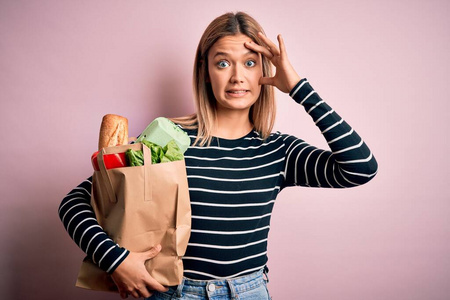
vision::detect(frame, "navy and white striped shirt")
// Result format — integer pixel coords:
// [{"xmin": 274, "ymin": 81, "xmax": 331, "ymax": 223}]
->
[{"xmin": 58, "ymin": 79, "xmax": 378, "ymax": 280}]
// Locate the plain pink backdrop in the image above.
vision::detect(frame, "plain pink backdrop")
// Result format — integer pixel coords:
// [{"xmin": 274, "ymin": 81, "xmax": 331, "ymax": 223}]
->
[{"xmin": 1, "ymin": 0, "xmax": 449, "ymax": 299}]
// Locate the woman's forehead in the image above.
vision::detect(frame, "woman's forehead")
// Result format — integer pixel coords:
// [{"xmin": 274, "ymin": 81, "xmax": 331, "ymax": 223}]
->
[{"xmin": 209, "ymin": 34, "xmax": 256, "ymax": 57}]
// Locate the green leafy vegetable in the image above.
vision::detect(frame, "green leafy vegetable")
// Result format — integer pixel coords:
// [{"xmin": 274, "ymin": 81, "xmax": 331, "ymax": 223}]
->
[
  {"xmin": 125, "ymin": 148, "xmax": 144, "ymax": 166},
  {"xmin": 141, "ymin": 140, "xmax": 163, "ymax": 164},
  {"xmin": 162, "ymin": 140, "xmax": 184, "ymax": 162},
  {"xmin": 125, "ymin": 139, "xmax": 184, "ymax": 166}
]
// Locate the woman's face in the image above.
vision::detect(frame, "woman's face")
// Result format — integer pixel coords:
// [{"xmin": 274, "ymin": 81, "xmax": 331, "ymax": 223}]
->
[{"xmin": 207, "ymin": 34, "xmax": 263, "ymax": 115}]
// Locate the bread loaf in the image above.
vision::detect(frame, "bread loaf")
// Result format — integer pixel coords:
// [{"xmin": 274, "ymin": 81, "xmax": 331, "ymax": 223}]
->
[{"xmin": 98, "ymin": 114, "xmax": 128, "ymax": 150}]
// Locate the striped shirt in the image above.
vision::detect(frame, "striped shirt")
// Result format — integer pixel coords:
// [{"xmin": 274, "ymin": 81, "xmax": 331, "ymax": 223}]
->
[{"xmin": 58, "ymin": 79, "xmax": 378, "ymax": 280}]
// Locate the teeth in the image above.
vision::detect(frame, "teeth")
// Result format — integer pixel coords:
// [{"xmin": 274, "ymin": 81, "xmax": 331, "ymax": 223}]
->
[{"xmin": 228, "ymin": 90, "xmax": 246, "ymax": 94}]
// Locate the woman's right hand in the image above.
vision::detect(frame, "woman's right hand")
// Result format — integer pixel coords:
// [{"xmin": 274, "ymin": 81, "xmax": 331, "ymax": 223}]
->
[{"xmin": 111, "ymin": 244, "xmax": 168, "ymax": 299}]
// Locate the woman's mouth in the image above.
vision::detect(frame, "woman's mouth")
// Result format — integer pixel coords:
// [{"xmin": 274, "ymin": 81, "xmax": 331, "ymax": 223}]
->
[{"xmin": 226, "ymin": 89, "xmax": 249, "ymax": 97}]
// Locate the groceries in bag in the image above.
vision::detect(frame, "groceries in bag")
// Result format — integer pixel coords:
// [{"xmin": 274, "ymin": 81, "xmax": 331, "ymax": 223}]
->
[
  {"xmin": 98, "ymin": 114, "xmax": 128, "ymax": 150},
  {"xmin": 76, "ymin": 114, "xmax": 191, "ymax": 292},
  {"xmin": 136, "ymin": 117, "xmax": 191, "ymax": 153},
  {"xmin": 91, "ymin": 116, "xmax": 189, "ymax": 170}
]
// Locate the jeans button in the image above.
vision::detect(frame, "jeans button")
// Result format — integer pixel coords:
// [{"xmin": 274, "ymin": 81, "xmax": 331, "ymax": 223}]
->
[{"xmin": 208, "ymin": 283, "xmax": 216, "ymax": 292}]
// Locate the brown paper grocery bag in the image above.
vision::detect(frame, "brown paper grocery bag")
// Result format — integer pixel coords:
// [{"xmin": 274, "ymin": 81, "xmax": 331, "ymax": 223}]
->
[{"xmin": 76, "ymin": 143, "xmax": 191, "ymax": 291}]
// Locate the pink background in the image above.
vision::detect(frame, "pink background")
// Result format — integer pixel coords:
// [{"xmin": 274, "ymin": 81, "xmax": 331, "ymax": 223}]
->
[{"xmin": 1, "ymin": 0, "xmax": 449, "ymax": 299}]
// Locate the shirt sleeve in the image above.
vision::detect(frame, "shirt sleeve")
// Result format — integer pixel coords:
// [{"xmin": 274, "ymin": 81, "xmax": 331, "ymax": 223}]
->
[
  {"xmin": 282, "ymin": 79, "xmax": 378, "ymax": 188},
  {"xmin": 58, "ymin": 177, "xmax": 129, "ymax": 273}
]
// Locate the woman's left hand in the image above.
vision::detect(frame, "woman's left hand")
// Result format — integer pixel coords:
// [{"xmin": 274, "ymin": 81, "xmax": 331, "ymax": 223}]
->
[{"xmin": 245, "ymin": 32, "xmax": 301, "ymax": 93}]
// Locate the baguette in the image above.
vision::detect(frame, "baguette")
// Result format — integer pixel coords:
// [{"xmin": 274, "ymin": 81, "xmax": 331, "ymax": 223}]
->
[{"xmin": 98, "ymin": 114, "xmax": 129, "ymax": 150}]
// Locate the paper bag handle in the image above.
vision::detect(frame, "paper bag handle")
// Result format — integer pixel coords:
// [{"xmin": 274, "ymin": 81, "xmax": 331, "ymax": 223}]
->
[
  {"xmin": 142, "ymin": 145, "xmax": 152, "ymax": 201},
  {"xmin": 97, "ymin": 143, "xmax": 153, "ymax": 203}
]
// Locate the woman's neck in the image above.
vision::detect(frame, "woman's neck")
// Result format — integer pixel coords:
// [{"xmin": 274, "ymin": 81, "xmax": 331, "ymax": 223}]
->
[{"xmin": 212, "ymin": 110, "xmax": 253, "ymax": 139}]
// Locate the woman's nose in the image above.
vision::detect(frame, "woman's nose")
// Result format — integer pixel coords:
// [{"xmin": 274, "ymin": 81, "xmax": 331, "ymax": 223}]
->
[{"xmin": 230, "ymin": 65, "xmax": 244, "ymax": 83}]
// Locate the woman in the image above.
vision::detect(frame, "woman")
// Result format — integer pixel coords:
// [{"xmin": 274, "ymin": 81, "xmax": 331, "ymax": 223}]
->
[{"xmin": 59, "ymin": 11, "xmax": 378, "ymax": 299}]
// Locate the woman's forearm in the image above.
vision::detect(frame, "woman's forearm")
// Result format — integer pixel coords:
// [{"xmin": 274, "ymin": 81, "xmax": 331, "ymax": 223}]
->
[
  {"xmin": 284, "ymin": 79, "xmax": 378, "ymax": 188},
  {"xmin": 58, "ymin": 177, "xmax": 129, "ymax": 273}
]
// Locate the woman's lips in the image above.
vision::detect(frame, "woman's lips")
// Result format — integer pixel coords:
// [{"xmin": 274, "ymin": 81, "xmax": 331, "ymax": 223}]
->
[{"xmin": 226, "ymin": 89, "xmax": 249, "ymax": 97}]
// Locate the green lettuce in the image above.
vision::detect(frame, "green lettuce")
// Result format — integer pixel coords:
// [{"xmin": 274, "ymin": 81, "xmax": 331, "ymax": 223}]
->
[
  {"xmin": 125, "ymin": 148, "xmax": 144, "ymax": 166},
  {"xmin": 162, "ymin": 140, "xmax": 184, "ymax": 162},
  {"xmin": 125, "ymin": 139, "xmax": 183, "ymax": 166}
]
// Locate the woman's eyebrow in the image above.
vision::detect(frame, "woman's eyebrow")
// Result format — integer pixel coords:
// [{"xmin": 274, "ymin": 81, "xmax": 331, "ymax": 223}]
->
[
  {"xmin": 245, "ymin": 49, "xmax": 259, "ymax": 56},
  {"xmin": 213, "ymin": 51, "xmax": 229, "ymax": 58},
  {"xmin": 212, "ymin": 50, "xmax": 258, "ymax": 58}
]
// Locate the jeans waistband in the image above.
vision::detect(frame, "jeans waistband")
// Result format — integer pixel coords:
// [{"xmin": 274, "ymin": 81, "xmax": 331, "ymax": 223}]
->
[{"xmin": 173, "ymin": 268, "xmax": 266, "ymax": 299}]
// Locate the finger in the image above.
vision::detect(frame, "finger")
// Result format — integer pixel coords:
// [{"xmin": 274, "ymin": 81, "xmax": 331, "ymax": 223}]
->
[
  {"xmin": 137, "ymin": 286, "xmax": 152, "ymax": 299},
  {"xmin": 244, "ymin": 41, "xmax": 273, "ymax": 59},
  {"xmin": 119, "ymin": 291, "xmax": 128, "ymax": 299},
  {"xmin": 259, "ymin": 76, "xmax": 275, "ymax": 86},
  {"xmin": 130, "ymin": 290, "xmax": 140, "ymax": 298},
  {"xmin": 146, "ymin": 276, "xmax": 169, "ymax": 293},
  {"xmin": 143, "ymin": 244, "xmax": 162, "ymax": 260},
  {"xmin": 258, "ymin": 32, "xmax": 280, "ymax": 57},
  {"xmin": 277, "ymin": 34, "xmax": 287, "ymax": 59}
]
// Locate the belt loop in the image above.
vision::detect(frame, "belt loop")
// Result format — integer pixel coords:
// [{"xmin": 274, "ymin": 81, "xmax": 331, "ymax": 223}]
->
[
  {"xmin": 173, "ymin": 278, "xmax": 185, "ymax": 298},
  {"xmin": 263, "ymin": 266, "xmax": 270, "ymax": 283},
  {"xmin": 226, "ymin": 278, "xmax": 238, "ymax": 300}
]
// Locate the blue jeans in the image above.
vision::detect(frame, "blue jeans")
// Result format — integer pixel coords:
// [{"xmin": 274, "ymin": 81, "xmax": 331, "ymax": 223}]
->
[{"xmin": 147, "ymin": 269, "xmax": 271, "ymax": 299}]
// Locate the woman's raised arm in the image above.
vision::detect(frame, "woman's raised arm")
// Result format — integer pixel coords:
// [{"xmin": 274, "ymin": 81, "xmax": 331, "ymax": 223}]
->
[{"xmin": 245, "ymin": 33, "xmax": 377, "ymax": 188}]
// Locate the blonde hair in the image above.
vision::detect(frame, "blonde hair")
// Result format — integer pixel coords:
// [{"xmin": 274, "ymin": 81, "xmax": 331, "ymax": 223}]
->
[{"xmin": 172, "ymin": 12, "xmax": 275, "ymax": 146}]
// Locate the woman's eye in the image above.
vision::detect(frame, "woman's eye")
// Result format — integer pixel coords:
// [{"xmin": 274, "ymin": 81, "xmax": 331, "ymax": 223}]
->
[
  {"xmin": 245, "ymin": 60, "xmax": 256, "ymax": 67},
  {"xmin": 217, "ymin": 61, "xmax": 229, "ymax": 68}
]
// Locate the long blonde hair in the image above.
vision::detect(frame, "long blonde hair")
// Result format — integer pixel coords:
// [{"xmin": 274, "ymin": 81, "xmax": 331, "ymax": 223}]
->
[{"xmin": 172, "ymin": 12, "xmax": 275, "ymax": 146}]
